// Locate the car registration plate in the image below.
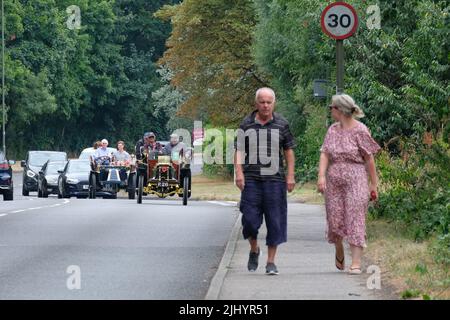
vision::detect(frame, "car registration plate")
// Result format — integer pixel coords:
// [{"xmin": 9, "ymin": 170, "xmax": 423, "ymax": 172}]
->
[
  {"xmin": 158, "ymin": 181, "xmax": 169, "ymax": 187},
  {"xmin": 104, "ymin": 184, "xmax": 115, "ymax": 192}
]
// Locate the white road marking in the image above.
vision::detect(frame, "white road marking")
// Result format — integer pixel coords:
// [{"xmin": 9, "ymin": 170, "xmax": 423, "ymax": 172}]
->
[
  {"xmin": 0, "ymin": 214, "xmax": 7, "ymax": 217},
  {"xmin": 207, "ymin": 201, "xmax": 236, "ymax": 207},
  {"xmin": 6, "ymin": 199, "xmax": 70, "ymax": 214}
]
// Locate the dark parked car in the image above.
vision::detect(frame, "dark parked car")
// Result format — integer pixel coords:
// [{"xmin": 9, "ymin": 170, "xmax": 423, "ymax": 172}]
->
[
  {"xmin": 37, "ymin": 160, "xmax": 68, "ymax": 198},
  {"xmin": 58, "ymin": 159, "xmax": 117, "ymax": 199},
  {"xmin": 21, "ymin": 151, "xmax": 67, "ymax": 196},
  {"xmin": 0, "ymin": 152, "xmax": 15, "ymax": 201},
  {"xmin": 57, "ymin": 160, "xmax": 91, "ymax": 199}
]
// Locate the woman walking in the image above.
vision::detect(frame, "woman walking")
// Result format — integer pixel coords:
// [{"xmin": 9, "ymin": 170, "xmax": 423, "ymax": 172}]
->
[{"xmin": 317, "ymin": 94, "xmax": 380, "ymax": 274}]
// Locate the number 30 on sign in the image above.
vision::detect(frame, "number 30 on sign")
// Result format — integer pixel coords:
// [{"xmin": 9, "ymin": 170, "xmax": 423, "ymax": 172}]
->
[{"xmin": 321, "ymin": 2, "xmax": 359, "ymax": 40}]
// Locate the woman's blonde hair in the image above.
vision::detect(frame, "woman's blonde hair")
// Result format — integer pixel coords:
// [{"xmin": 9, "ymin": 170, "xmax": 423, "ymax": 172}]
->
[{"xmin": 331, "ymin": 94, "xmax": 365, "ymax": 118}]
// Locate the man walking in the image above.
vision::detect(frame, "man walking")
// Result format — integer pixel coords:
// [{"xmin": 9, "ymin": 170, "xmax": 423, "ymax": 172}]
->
[{"xmin": 234, "ymin": 87, "xmax": 296, "ymax": 275}]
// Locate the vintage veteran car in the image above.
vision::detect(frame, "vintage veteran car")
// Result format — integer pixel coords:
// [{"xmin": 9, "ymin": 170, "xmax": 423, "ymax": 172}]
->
[
  {"xmin": 136, "ymin": 147, "xmax": 192, "ymax": 205},
  {"xmin": 88, "ymin": 154, "xmax": 137, "ymax": 199}
]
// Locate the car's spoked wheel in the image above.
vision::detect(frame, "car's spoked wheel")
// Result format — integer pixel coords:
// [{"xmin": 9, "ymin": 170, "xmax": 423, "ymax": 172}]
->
[
  {"xmin": 137, "ymin": 175, "xmax": 143, "ymax": 204},
  {"xmin": 183, "ymin": 176, "xmax": 189, "ymax": 206},
  {"xmin": 89, "ymin": 173, "xmax": 96, "ymax": 199},
  {"xmin": 128, "ymin": 173, "xmax": 136, "ymax": 200}
]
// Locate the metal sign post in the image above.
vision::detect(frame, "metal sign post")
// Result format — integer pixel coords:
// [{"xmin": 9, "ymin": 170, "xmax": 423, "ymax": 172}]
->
[
  {"xmin": 336, "ymin": 40, "xmax": 344, "ymax": 94},
  {"xmin": 321, "ymin": 2, "xmax": 359, "ymax": 95}
]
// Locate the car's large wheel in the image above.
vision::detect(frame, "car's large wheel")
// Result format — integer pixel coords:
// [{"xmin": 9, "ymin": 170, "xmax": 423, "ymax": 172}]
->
[
  {"xmin": 128, "ymin": 173, "xmax": 136, "ymax": 200},
  {"xmin": 89, "ymin": 173, "xmax": 96, "ymax": 199},
  {"xmin": 41, "ymin": 181, "xmax": 48, "ymax": 198},
  {"xmin": 62, "ymin": 184, "xmax": 70, "ymax": 198},
  {"xmin": 57, "ymin": 180, "xmax": 63, "ymax": 199},
  {"xmin": 22, "ymin": 184, "xmax": 29, "ymax": 196},
  {"xmin": 137, "ymin": 175, "xmax": 143, "ymax": 204},
  {"xmin": 183, "ymin": 176, "xmax": 189, "ymax": 206},
  {"xmin": 3, "ymin": 189, "xmax": 13, "ymax": 201},
  {"xmin": 37, "ymin": 185, "xmax": 43, "ymax": 198}
]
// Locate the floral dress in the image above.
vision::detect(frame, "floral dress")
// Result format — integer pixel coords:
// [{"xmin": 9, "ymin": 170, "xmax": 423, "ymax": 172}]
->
[{"xmin": 320, "ymin": 121, "xmax": 381, "ymax": 247}]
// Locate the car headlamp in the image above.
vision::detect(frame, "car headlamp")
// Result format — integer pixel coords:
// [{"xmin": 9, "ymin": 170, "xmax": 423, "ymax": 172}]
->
[{"xmin": 27, "ymin": 170, "xmax": 36, "ymax": 178}]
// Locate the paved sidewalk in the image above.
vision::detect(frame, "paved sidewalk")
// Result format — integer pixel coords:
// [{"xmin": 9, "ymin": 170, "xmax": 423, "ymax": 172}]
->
[{"xmin": 206, "ymin": 203, "xmax": 385, "ymax": 300}]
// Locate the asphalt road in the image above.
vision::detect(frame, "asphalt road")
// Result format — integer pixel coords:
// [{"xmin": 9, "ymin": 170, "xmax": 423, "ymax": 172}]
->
[{"xmin": 0, "ymin": 172, "xmax": 238, "ymax": 299}]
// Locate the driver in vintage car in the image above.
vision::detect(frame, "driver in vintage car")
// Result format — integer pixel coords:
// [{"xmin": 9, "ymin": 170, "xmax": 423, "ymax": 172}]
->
[
  {"xmin": 93, "ymin": 139, "xmax": 113, "ymax": 181},
  {"xmin": 94, "ymin": 139, "xmax": 112, "ymax": 164},
  {"xmin": 135, "ymin": 132, "xmax": 162, "ymax": 161}
]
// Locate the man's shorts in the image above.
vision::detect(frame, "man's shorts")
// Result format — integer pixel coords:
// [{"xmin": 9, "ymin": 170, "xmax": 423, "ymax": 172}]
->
[{"xmin": 239, "ymin": 179, "xmax": 287, "ymax": 246}]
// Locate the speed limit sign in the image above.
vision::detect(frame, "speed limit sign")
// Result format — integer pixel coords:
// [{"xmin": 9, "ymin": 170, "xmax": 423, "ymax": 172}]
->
[{"xmin": 321, "ymin": 2, "xmax": 359, "ymax": 40}]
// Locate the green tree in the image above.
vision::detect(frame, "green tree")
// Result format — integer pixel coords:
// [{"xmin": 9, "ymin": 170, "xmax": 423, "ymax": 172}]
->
[
  {"xmin": 2, "ymin": 0, "xmax": 177, "ymax": 157},
  {"xmin": 156, "ymin": 0, "xmax": 267, "ymax": 126}
]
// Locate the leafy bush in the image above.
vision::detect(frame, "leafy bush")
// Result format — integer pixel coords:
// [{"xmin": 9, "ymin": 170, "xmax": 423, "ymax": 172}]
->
[
  {"xmin": 201, "ymin": 126, "xmax": 234, "ymax": 179},
  {"xmin": 431, "ymin": 233, "xmax": 450, "ymax": 266},
  {"xmin": 295, "ymin": 101, "xmax": 328, "ymax": 183},
  {"xmin": 369, "ymin": 136, "xmax": 450, "ymax": 264}
]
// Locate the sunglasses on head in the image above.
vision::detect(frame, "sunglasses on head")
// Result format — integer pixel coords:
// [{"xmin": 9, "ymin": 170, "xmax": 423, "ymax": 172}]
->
[{"xmin": 328, "ymin": 105, "xmax": 339, "ymax": 110}]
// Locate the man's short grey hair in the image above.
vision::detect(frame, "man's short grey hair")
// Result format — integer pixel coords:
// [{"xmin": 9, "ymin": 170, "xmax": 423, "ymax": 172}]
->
[
  {"xmin": 255, "ymin": 87, "xmax": 276, "ymax": 102},
  {"xmin": 101, "ymin": 139, "xmax": 108, "ymax": 144}
]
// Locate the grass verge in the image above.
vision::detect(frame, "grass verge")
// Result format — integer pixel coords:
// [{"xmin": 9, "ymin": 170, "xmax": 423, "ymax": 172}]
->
[
  {"xmin": 365, "ymin": 218, "xmax": 450, "ymax": 300},
  {"xmin": 191, "ymin": 174, "xmax": 324, "ymax": 204}
]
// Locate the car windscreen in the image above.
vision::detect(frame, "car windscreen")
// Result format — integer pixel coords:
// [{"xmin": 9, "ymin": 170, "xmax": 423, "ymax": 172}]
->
[
  {"xmin": 46, "ymin": 162, "xmax": 66, "ymax": 174},
  {"xmin": 79, "ymin": 148, "xmax": 117, "ymax": 159},
  {"xmin": 67, "ymin": 161, "xmax": 90, "ymax": 174},
  {"xmin": 79, "ymin": 150, "xmax": 94, "ymax": 160},
  {"xmin": 29, "ymin": 152, "xmax": 67, "ymax": 166}
]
